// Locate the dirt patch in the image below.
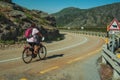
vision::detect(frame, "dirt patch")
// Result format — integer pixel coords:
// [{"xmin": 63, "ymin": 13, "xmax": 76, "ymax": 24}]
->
[
  {"xmin": 99, "ymin": 63, "xmax": 113, "ymax": 80},
  {"xmin": 97, "ymin": 56, "xmax": 113, "ymax": 80}
]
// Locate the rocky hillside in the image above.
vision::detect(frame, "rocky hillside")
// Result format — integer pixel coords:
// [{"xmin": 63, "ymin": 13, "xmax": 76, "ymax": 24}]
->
[
  {"xmin": 52, "ymin": 2, "xmax": 120, "ymax": 29},
  {"xmin": 0, "ymin": 0, "xmax": 59, "ymax": 42}
]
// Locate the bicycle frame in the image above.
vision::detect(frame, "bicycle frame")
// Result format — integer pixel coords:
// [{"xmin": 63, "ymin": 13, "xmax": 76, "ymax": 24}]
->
[{"xmin": 22, "ymin": 42, "xmax": 47, "ymax": 63}]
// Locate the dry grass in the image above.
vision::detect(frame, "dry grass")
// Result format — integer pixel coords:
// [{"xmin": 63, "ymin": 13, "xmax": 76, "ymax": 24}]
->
[{"xmin": 100, "ymin": 64, "xmax": 113, "ymax": 80}]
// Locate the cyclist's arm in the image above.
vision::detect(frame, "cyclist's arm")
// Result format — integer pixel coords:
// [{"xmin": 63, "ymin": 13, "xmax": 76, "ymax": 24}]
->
[
  {"xmin": 32, "ymin": 28, "xmax": 43, "ymax": 37},
  {"xmin": 37, "ymin": 32, "xmax": 43, "ymax": 38}
]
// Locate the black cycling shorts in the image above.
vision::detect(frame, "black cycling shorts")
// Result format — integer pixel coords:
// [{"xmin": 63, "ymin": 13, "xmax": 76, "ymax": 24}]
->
[{"xmin": 28, "ymin": 42, "xmax": 40, "ymax": 47}]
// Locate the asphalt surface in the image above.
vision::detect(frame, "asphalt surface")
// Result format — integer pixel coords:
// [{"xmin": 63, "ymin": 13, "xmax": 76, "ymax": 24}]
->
[
  {"xmin": 0, "ymin": 32, "xmax": 104, "ymax": 80},
  {"xmin": 37, "ymin": 52, "xmax": 102, "ymax": 80}
]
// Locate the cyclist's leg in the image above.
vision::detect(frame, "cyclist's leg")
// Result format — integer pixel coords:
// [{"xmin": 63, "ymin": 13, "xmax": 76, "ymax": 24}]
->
[
  {"xmin": 24, "ymin": 42, "xmax": 34, "ymax": 56},
  {"xmin": 29, "ymin": 42, "xmax": 37, "ymax": 58},
  {"xmin": 33, "ymin": 35, "xmax": 41, "ymax": 54},
  {"xmin": 27, "ymin": 42, "xmax": 37, "ymax": 58},
  {"xmin": 28, "ymin": 42, "xmax": 34, "ymax": 47},
  {"xmin": 34, "ymin": 42, "xmax": 40, "ymax": 54}
]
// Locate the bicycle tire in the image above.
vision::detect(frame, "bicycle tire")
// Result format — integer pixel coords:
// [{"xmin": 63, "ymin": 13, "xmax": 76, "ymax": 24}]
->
[
  {"xmin": 38, "ymin": 46, "xmax": 47, "ymax": 60},
  {"xmin": 22, "ymin": 48, "xmax": 32, "ymax": 64}
]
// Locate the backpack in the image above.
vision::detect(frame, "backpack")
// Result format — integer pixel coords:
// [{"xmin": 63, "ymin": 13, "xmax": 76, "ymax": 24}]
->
[{"xmin": 24, "ymin": 27, "xmax": 33, "ymax": 38}]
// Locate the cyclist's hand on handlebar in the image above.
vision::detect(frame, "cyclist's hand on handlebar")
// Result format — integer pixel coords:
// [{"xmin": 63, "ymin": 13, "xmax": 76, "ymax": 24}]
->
[{"xmin": 42, "ymin": 37, "xmax": 45, "ymax": 41}]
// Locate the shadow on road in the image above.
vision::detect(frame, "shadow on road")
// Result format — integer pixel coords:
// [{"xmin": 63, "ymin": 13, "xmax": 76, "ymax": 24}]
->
[
  {"xmin": 32, "ymin": 54, "xmax": 64, "ymax": 63},
  {"xmin": 46, "ymin": 54, "xmax": 64, "ymax": 60}
]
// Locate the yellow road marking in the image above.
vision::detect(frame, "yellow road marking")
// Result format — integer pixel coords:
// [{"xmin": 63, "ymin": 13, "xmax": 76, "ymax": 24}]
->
[
  {"xmin": 39, "ymin": 48, "xmax": 102, "ymax": 74},
  {"xmin": 20, "ymin": 78, "xmax": 27, "ymax": 80},
  {"xmin": 74, "ymin": 57, "xmax": 83, "ymax": 61},
  {"xmin": 67, "ymin": 57, "xmax": 83, "ymax": 64},
  {"xmin": 40, "ymin": 66, "xmax": 59, "ymax": 74},
  {"xmin": 67, "ymin": 60, "xmax": 75, "ymax": 64},
  {"xmin": 67, "ymin": 48, "xmax": 102, "ymax": 64}
]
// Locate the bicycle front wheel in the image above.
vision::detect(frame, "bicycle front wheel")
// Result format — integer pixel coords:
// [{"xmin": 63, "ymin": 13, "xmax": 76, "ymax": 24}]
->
[
  {"xmin": 22, "ymin": 48, "xmax": 32, "ymax": 64},
  {"xmin": 38, "ymin": 46, "xmax": 47, "ymax": 60}
]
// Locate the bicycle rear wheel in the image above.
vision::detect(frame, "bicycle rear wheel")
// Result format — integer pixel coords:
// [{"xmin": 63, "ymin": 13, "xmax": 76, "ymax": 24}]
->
[
  {"xmin": 38, "ymin": 46, "xmax": 47, "ymax": 60},
  {"xmin": 22, "ymin": 48, "xmax": 32, "ymax": 64}
]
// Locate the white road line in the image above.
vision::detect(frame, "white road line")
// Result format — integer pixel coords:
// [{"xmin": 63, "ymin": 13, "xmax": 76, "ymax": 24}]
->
[
  {"xmin": 0, "ymin": 57, "xmax": 21, "ymax": 63},
  {"xmin": 48, "ymin": 37, "xmax": 87, "ymax": 53},
  {"xmin": 0, "ymin": 37, "xmax": 88, "ymax": 63}
]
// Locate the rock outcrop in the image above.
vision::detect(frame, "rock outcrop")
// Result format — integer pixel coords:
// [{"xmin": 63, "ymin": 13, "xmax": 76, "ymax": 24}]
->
[{"xmin": 0, "ymin": 1, "xmax": 59, "ymax": 42}]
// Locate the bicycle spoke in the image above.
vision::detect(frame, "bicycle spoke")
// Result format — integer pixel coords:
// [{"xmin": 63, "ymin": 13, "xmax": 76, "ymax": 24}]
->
[
  {"xmin": 22, "ymin": 48, "xmax": 32, "ymax": 63},
  {"xmin": 38, "ymin": 46, "xmax": 47, "ymax": 60}
]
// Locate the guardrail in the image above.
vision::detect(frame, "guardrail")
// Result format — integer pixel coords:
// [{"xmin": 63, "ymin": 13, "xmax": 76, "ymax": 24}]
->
[
  {"xmin": 61, "ymin": 30, "xmax": 107, "ymax": 37},
  {"xmin": 102, "ymin": 45, "xmax": 120, "ymax": 79},
  {"xmin": 102, "ymin": 34, "xmax": 120, "ymax": 79}
]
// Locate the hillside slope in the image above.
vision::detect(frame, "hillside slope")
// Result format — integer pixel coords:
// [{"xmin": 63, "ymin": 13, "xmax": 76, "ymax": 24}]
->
[
  {"xmin": 0, "ymin": 1, "xmax": 59, "ymax": 42},
  {"xmin": 52, "ymin": 2, "xmax": 120, "ymax": 28}
]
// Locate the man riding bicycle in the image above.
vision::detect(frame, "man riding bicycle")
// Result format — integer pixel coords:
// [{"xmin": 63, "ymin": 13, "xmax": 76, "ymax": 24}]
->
[{"xmin": 26, "ymin": 23, "xmax": 44, "ymax": 58}]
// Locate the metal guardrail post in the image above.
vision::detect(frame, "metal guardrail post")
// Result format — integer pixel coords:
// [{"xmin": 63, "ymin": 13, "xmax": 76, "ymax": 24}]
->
[
  {"xmin": 102, "ymin": 44, "xmax": 120, "ymax": 79},
  {"xmin": 62, "ymin": 30, "xmax": 108, "ymax": 38},
  {"xmin": 118, "ymin": 38, "xmax": 120, "ymax": 47},
  {"xmin": 113, "ymin": 70, "xmax": 120, "ymax": 80},
  {"xmin": 102, "ymin": 54, "xmax": 107, "ymax": 64},
  {"xmin": 111, "ymin": 34, "xmax": 115, "ymax": 52}
]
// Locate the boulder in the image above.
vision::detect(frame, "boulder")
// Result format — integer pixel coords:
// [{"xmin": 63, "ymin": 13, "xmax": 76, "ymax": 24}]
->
[{"xmin": 9, "ymin": 10, "xmax": 26, "ymax": 19}]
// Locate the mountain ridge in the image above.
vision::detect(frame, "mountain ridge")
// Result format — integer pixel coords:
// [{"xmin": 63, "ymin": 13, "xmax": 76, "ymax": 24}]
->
[{"xmin": 52, "ymin": 2, "xmax": 120, "ymax": 29}]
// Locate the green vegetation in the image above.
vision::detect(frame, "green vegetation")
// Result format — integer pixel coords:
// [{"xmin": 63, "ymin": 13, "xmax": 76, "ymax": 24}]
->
[
  {"xmin": 58, "ymin": 27, "xmax": 107, "ymax": 32},
  {"xmin": 46, "ymin": 34, "xmax": 64, "ymax": 41},
  {"xmin": 0, "ymin": 13, "xmax": 4, "ymax": 20},
  {"xmin": 83, "ymin": 27, "xmax": 106, "ymax": 32},
  {"xmin": 52, "ymin": 7, "xmax": 84, "ymax": 27},
  {"xmin": 25, "ymin": 13, "xmax": 33, "ymax": 20},
  {"xmin": 14, "ymin": 18, "xmax": 22, "ymax": 23},
  {"xmin": 52, "ymin": 2, "xmax": 120, "ymax": 32},
  {"xmin": 0, "ymin": 40, "xmax": 15, "ymax": 45},
  {"xmin": 39, "ymin": 18, "xmax": 48, "ymax": 25}
]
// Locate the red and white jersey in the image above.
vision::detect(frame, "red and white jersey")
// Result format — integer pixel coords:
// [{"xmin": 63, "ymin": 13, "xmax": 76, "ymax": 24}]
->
[{"xmin": 27, "ymin": 28, "xmax": 39, "ymax": 42}]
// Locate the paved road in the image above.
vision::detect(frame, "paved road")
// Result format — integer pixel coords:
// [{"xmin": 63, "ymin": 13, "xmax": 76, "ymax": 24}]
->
[{"xmin": 0, "ymin": 32, "xmax": 104, "ymax": 80}]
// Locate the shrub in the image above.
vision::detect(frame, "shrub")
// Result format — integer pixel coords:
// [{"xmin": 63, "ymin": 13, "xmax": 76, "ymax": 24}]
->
[{"xmin": 0, "ymin": 40, "xmax": 15, "ymax": 45}]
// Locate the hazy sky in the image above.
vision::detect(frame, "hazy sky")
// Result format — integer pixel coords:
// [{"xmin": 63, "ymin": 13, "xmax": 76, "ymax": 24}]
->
[{"xmin": 13, "ymin": 0, "xmax": 120, "ymax": 14}]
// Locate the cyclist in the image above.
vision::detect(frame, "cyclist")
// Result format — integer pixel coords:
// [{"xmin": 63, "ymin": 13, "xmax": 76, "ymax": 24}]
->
[{"xmin": 26, "ymin": 23, "xmax": 43, "ymax": 58}]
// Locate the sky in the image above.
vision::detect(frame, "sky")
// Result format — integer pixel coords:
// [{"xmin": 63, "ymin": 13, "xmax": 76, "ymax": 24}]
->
[{"xmin": 12, "ymin": 0, "xmax": 120, "ymax": 14}]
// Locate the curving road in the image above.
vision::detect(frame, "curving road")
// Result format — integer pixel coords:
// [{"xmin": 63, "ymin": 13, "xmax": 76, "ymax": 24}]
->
[{"xmin": 0, "ymin": 32, "xmax": 104, "ymax": 80}]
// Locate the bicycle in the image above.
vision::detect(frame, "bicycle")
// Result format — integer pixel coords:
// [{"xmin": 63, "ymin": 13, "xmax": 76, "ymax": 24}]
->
[{"xmin": 22, "ymin": 42, "xmax": 47, "ymax": 64}]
